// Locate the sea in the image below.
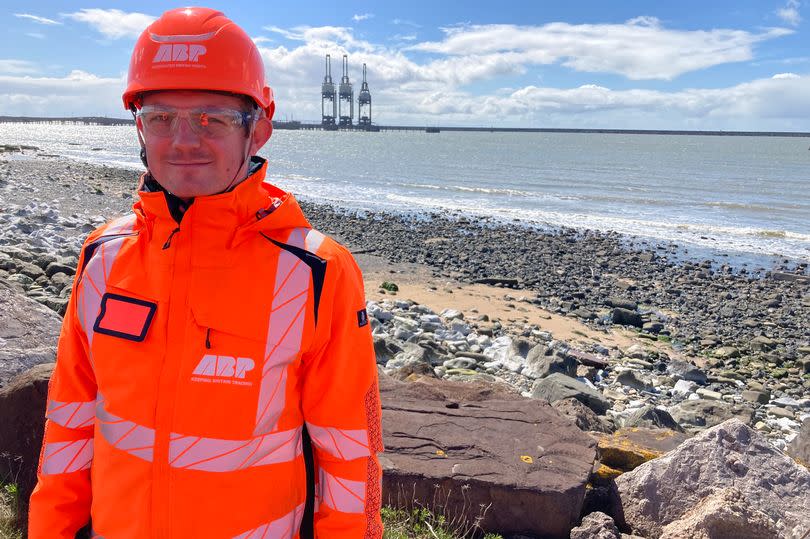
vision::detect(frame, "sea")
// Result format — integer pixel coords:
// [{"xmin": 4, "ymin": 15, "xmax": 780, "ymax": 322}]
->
[{"xmin": 1, "ymin": 123, "xmax": 808, "ymax": 269}]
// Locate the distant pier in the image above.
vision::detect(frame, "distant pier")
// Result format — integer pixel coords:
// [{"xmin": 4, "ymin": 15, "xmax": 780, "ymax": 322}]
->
[{"xmin": 1, "ymin": 116, "xmax": 809, "ymax": 137}]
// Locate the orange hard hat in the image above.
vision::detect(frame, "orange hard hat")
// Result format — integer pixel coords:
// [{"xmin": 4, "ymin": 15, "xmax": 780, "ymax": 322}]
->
[{"xmin": 122, "ymin": 7, "xmax": 274, "ymax": 120}]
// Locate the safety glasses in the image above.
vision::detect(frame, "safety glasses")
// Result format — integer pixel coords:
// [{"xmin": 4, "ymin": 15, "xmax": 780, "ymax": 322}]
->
[{"xmin": 135, "ymin": 105, "xmax": 256, "ymax": 138}]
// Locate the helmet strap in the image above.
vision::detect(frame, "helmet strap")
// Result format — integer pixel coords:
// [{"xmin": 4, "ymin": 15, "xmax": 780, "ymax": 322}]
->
[
  {"xmin": 215, "ymin": 116, "xmax": 257, "ymax": 195},
  {"xmin": 131, "ymin": 108, "xmax": 150, "ymax": 169}
]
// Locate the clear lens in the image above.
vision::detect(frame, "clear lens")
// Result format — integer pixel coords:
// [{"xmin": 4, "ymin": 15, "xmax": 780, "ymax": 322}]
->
[{"xmin": 136, "ymin": 107, "xmax": 252, "ymax": 138}]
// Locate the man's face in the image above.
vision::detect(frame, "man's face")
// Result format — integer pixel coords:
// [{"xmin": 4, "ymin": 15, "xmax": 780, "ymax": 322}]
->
[{"xmin": 138, "ymin": 90, "xmax": 271, "ymax": 200}]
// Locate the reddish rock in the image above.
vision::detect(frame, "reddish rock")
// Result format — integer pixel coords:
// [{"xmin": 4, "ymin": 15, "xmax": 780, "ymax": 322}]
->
[
  {"xmin": 0, "ymin": 362, "xmax": 53, "ymax": 532},
  {"xmin": 380, "ymin": 375, "xmax": 597, "ymax": 538}
]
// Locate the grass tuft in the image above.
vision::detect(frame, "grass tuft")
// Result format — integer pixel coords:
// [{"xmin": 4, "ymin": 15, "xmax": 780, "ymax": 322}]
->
[
  {"xmin": 382, "ymin": 505, "xmax": 503, "ymax": 539},
  {"xmin": 0, "ymin": 483, "xmax": 22, "ymax": 539}
]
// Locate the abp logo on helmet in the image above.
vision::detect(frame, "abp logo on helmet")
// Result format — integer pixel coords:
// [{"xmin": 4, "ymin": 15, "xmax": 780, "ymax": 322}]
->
[{"xmin": 152, "ymin": 43, "xmax": 207, "ymax": 66}]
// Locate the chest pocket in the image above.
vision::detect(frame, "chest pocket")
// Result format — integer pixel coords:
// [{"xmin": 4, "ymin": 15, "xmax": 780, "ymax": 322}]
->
[
  {"xmin": 87, "ymin": 272, "xmax": 166, "ymax": 409},
  {"xmin": 180, "ymin": 266, "xmax": 306, "ymax": 437}
]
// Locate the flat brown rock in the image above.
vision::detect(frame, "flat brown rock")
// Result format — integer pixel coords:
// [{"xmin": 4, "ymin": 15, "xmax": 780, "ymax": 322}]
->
[{"xmin": 380, "ymin": 375, "xmax": 597, "ymax": 538}]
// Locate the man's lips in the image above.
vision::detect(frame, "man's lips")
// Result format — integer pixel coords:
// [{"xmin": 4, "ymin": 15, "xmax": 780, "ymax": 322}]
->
[
  {"xmin": 169, "ymin": 161, "xmax": 213, "ymax": 165},
  {"xmin": 168, "ymin": 161, "xmax": 213, "ymax": 166}
]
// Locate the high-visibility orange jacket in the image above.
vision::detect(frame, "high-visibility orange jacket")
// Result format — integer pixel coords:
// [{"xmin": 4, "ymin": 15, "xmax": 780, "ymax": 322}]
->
[{"xmin": 29, "ymin": 158, "xmax": 384, "ymax": 538}]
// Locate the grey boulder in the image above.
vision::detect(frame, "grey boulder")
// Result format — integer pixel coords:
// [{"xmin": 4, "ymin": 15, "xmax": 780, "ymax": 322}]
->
[
  {"xmin": 531, "ymin": 373, "xmax": 612, "ymax": 415},
  {"xmin": 615, "ymin": 418, "xmax": 810, "ymax": 538}
]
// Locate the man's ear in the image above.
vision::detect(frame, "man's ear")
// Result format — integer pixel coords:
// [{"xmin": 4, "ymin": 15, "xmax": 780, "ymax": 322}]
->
[{"xmin": 250, "ymin": 116, "xmax": 272, "ymax": 154}]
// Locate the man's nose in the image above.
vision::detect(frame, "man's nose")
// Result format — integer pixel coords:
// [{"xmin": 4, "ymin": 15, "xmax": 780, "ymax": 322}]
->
[{"xmin": 170, "ymin": 115, "xmax": 202, "ymax": 148}]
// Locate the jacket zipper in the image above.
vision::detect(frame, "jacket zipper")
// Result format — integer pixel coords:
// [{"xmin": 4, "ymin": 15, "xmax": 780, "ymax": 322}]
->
[
  {"xmin": 153, "ymin": 222, "xmax": 193, "ymax": 538},
  {"xmin": 162, "ymin": 227, "xmax": 180, "ymax": 249}
]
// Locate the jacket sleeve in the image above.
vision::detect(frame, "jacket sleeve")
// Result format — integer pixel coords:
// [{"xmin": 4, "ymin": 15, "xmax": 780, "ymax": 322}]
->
[
  {"xmin": 28, "ymin": 245, "xmax": 96, "ymax": 538},
  {"xmin": 301, "ymin": 246, "xmax": 384, "ymax": 539}
]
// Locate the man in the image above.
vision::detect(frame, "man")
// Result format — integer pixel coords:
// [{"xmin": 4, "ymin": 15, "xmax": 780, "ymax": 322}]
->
[{"xmin": 28, "ymin": 7, "xmax": 383, "ymax": 538}]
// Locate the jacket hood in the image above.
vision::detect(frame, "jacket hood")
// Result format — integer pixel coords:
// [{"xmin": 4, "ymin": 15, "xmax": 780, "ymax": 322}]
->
[{"xmin": 133, "ymin": 157, "xmax": 313, "ymax": 246}]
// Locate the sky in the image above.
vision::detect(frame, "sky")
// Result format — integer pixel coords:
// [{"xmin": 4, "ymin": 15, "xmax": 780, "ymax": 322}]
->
[{"xmin": 1, "ymin": 1, "xmax": 810, "ymax": 130}]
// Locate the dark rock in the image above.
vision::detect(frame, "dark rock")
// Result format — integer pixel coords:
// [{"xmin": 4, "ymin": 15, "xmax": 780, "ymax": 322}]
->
[
  {"xmin": 668, "ymin": 399, "xmax": 754, "ymax": 431},
  {"xmin": 551, "ymin": 397, "xmax": 613, "ymax": 433},
  {"xmin": 750, "ymin": 336, "xmax": 777, "ymax": 352},
  {"xmin": 611, "ymin": 308, "xmax": 643, "ymax": 328},
  {"xmin": 665, "ymin": 360, "xmax": 707, "ymax": 385},
  {"xmin": 622, "ymin": 405, "xmax": 685, "ymax": 432},
  {"xmin": 44, "ymin": 261, "xmax": 75, "ymax": 278},
  {"xmin": 373, "ymin": 336, "xmax": 403, "ymax": 365},
  {"xmin": 15, "ymin": 261, "xmax": 45, "ymax": 280},
  {"xmin": 605, "ymin": 297, "xmax": 638, "ymax": 311},
  {"xmin": 524, "ymin": 346, "xmax": 576, "ymax": 379},
  {"xmin": 642, "ymin": 321, "xmax": 664, "ymax": 334},
  {"xmin": 531, "ymin": 373, "xmax": 612, "ymax": 415},
  {"xmin": 616, "ymin": 370, "xmax": 655, "ymax": 393},
  {"xmin": 567, "ymin": 349, "xmax": 609, "ymax": 369},
  {"xmin": 380, "ymin": 375, "xmax": 597, "ymax": 538},
  {"xmin": 741, "ymin": 389, "xmax": 770, "ymax": 405}
]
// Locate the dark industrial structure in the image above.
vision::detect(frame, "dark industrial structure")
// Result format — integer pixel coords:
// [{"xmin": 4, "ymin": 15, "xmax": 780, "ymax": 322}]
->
[
  {"xmin": 320, "ymin": 54, "xmax": 337, "ymax": 130},
  {"xmin": 338, "ymin": 55, "xmax": 354, "ymax": 127},
  {"xmin": 358, "ymin": 63, "xmax": 372, "ymax": 128}
]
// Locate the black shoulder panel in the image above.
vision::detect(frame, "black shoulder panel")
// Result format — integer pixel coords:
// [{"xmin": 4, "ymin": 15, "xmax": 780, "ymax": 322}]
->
[
  {"xmin": 78, "ymin": 233, "xmax": 138, "ymax": 282},
  {"xmin": 260, "ymin": 233, "xmax": 328, "ymax": 326}
]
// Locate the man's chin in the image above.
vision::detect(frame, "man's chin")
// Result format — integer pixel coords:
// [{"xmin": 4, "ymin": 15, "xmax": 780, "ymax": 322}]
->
[{"xmin": 161, "ymin": 171, "xmax": 220, "ymax": 199}]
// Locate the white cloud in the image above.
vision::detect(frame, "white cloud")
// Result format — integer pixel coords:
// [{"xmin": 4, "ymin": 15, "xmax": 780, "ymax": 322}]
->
[
  {"xmin": 62, "ymin": 9, "xmax": 155, "ymax": 39},
  {"xmin": 408, "ymin": 19, "xmax": 792, "ymax": 80},
  {"xmin": 352, "ymin": 13, "xmax": 373, "ymax": 22},
  {"xmin": 253, "ymin": 22, "xmax": 810, "ymax": 129},
  {"xmin": 253, "ymin": 37, "xmax": 274, "ymax": 44},
  {"xmin": 2, "ymin": 20, "xmax": 809, "ymax": 130},
  {"xmin": 14, "ymin": 13, "xmax": 62, "ymax": 25},
  {"xmin": 26, "ymin": 32, "xmax": 46, "ymax": 40},
  {"xmin": 392, "ymin": 18, "xmax": 421, "ymax": 28},
  {"xmin": 776, "ymin": 0, "xmax": 802, "ymax": 26},
  {"xmin": 0, "ymin": 70, "xmax": 125, "ymax": 117},
  {"xmin": 0, "ymin": 60, "xmax": 39, "ymax": 75}
]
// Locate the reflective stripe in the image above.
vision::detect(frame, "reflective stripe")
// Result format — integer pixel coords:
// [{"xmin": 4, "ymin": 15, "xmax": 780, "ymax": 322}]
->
[
  {"xmin": 46, "ymin": 399, "xmax": 96, "ymax": 429},
  {"xmin": 103, "ymin": 214, "xmax": 137, "ymax": 236},
  {"xmin": 319, "ymin": 468, "xmax": 366, "ymax": 514},
  {"xmin": 78, "ymin": 233, "xmax": 131, "ymax": 349},
  {"xmin": 287, "ymin": 227, "xmax": 326, "ymax": 255},
  {"xmin": 254, "ymin": 242, "xmax": 309, "ymax": 436},
  {"xmin": 232, "ymin": 503, "xmax": 305, "ymax": 539},
  {"xmin": 96, "ymin": 397, "xmax": 155, "ymax": 462},
  {"xmin": 306, "ymin": 423, "xmax": 371, "ymax": 461},
  {"xmin": 41, "ymin": 438, "xmax": 93, "ymax": 475},
  {"xmin": 169, "ymin": 427, "xmax": 302, "ymax": 472}
]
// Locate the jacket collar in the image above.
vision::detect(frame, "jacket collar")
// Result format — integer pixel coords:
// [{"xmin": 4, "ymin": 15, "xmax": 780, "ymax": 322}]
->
[{"xmin": 133, "ymin": 156, "xmax": 313, "ymax": 248}]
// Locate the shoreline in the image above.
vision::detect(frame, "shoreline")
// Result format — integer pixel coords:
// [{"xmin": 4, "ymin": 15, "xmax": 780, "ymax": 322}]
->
[
  {"xmin": 1, "ymin": 153, "xmax": 808, "ymax": 451},
  {"xmin": 4, "ymin": 148, "xmax": 809, "ymax": 272},
  {"xmin": 1, "ymin": 153, "xmax": 808, "ymax": 352}
]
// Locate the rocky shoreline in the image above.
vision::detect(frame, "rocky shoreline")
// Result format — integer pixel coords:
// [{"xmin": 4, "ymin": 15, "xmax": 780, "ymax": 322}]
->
[
  {"xmin": 1, "ymin": 154, "xmax": 808, "ymax": 443},
  {"xmin": 1, "ymin": 152, "xmax": 809, "ymax": 537}
]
